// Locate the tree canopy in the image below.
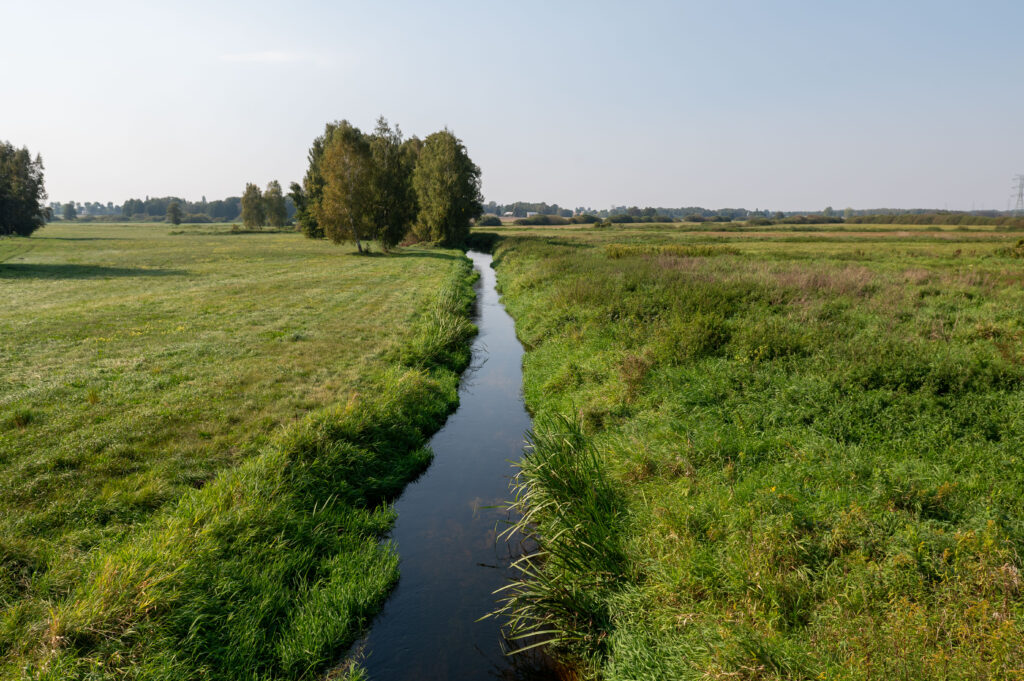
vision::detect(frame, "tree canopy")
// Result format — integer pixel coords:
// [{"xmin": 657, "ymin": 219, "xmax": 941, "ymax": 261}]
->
[
  {"xmin": 411, "ymin": 130, "xmax": 482, "ymax": 246},
  {"xmin": 315, "ymin": 121, "xmax": 374, "ymax": 252},
  {"xmin": 297, "ymin": 118, "xmax": 481, "ymax": 251},
  {"xmin": 292, "ymin": 122, "xmax": 344, "ymax": 239},
  {"xmin": 263, "ymin": 180, "xmax": 287, "ymax": 228},
  {"xmin": 368, "ymin": 117, "xmax": 418, "ymax": 250},
  {"xmin": 241, "ymin": 182, "xmax": 265, "ymax": 229},
  {"xmin": 166, "ymin": 201, "xmax": 182, "ymax": 225},
  {"xmin": 0, "ymin": 141, "xmax": 48, "ymax": 236}
]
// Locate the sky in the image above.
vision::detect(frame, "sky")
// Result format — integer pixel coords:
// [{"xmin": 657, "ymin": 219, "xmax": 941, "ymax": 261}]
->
[{"xmin": 3, "ymin": 0, "xmax": 1023, "ymax": 211}]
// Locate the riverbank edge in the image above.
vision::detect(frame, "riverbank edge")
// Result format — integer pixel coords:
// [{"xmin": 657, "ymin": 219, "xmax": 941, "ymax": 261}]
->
[
  {"xmin": 485, "ymin": 235, "xmax": 609, "ymax": 679},
  {"xmin": 14, "ymin": 254, "xmax": 479, "ymax": 681}
]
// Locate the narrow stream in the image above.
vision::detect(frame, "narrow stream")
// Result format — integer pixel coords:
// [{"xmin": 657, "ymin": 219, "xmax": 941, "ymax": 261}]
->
[{"xmin": 349, "ymin": 250, "xmax": 553, "ymax": 680}]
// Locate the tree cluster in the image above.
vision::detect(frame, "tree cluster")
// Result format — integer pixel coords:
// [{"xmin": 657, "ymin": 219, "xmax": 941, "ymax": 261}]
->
[
  {"xmin": 292, "ymin": 117, "xmax": 481, "ymax": 251},
  {"xmin": 0, "ymin": 141, "xmax": 48, "ymax": 236},
  {"xmin": 51, "ymin": 194, "xmax": 298, "ymax": 225},
  {"xmin": 240, "ymin": 181, "xmax": 288, "ymax": 229}
]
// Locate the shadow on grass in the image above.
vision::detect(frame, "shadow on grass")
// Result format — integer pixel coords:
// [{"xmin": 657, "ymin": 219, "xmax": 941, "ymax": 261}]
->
[
  {"xmin": 169, "ymin": 228, "xmax": 296, "ymax": 236},
  {"xmin": 391, "ymin": 249, "xmax": 462, "ymax": 261},
  {"xmin": 344, "ymin": 249, "xmax": 461, "ymax": 261},
  {"xmin": 38, "ymin": 236, "xmax": 122, "ymax": 242},
  {"xmin": 0, "ymin": 263, "xmax": 188, "ymax": 279}
]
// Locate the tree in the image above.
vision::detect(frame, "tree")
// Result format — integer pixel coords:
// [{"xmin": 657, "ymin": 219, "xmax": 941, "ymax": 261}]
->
[
  {"xmin": 63, "ymin": 202, "xmax": 77, "ymax": 221},
  {"xmin": 368, "ymin": 117, "xmax": 417, "ymax": 250},
  {"xmin": 411, "ymin": 129, "xmax": 482, "ymax": 246},
  {"xmin": 293, "ymin": 122, "xmax": 343, "ymax": 239},
  {"xmin": 166, "ymin": 201, "xmax": 182, "ymax": 225},
  {"xmin": 823, "ymin": 206, "xmax": 834, "ymax": 218},
  {"xmin": 0, "ymin": 141, "xmax": 49, "ymax": 236},
  {"xmin": 241, "ymin": 182, "xmax": 265, "ymax": 229},
  {"xmin": 315, "ymin": 121, "xmax": 373, "ymax": 252},
  {"xmin": 263, "ymin": 180, "xmax": 287, "ymax": 228},
  {"xmin": 288, "ymin": 182, "xmax": 309, "ymax": 232}
]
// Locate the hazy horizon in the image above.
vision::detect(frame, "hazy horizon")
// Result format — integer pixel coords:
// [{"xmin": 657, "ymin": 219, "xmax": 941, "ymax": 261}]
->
[{"xmin": 5, "ymin": 0, "xmax": 1023, "ymax": 212}]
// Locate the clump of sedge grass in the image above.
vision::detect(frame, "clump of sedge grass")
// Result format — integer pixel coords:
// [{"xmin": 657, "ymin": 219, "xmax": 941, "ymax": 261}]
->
[
  {"xmin": 3, "ymin": 409, "xmax": 35, "ymax": 430},
  {"xmin": 491, "ymin": 414, "xmax": 626, "ymax": 666}
]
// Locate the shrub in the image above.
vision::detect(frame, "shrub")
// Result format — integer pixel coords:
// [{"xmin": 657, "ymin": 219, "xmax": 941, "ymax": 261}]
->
[
  {"xmin": 996, "ymin": 238, "xmax": 1024, "ymax": 258},
  {"xmin": 513, "ymin": 215, "xmax": 570, "ymax": 226},
  {"xmin": 653, "ymin": 312, "xmax": 730, "ymax": 364}
]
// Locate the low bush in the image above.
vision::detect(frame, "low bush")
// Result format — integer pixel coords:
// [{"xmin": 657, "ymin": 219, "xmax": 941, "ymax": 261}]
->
[{"xmin": 514, "ymin": 215, "xmax": 571, "ymax": 226}]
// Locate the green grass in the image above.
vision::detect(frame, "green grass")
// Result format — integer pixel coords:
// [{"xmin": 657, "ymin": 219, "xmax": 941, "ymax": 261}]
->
[
  {"xmin": 489, "ymin": 228, "xmax": 1024, "ymax": 680},
  {"xmin": 1, "ymin": 223, "xmax": 477, "ymax": 678}
]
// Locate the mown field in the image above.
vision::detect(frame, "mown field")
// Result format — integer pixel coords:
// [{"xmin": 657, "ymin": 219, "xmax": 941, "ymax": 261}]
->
[
  {"xmin": 489, "ymin": 225, "xmax": 1024, "ymax": 679},
  {"xmin": 1, "ymin": 223, "xmax": 476, "ymax": 679}
]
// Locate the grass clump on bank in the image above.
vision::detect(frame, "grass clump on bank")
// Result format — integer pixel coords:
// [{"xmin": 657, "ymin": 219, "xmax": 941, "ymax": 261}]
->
[
  {"xmin": 492, "ymin": 230, "xmax": 1024, "ymax": 679},
  {"xmin": 2, "ymin": 223, "xmax": 477, "ymax": 679}
]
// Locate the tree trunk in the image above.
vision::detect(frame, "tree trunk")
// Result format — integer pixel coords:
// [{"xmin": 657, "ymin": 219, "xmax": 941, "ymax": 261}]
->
[{"xmin": 351, "ymin": 220, "xmax": 363, "ymax": 253}]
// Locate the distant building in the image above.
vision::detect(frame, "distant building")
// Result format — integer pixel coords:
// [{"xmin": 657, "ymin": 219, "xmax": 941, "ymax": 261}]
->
[
  {"xmin": 503, "ymin": 211, "xmax": 514, "ymax": 217},
  {"xmin": 526, "ymin": 211, "xmax": 538, "ymax": 217}
]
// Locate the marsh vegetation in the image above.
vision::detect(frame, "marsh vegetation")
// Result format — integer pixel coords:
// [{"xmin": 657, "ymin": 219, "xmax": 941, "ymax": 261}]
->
[{"xmin": 491, "ymin": 225, "xmax": 1024, "ymax": 679}]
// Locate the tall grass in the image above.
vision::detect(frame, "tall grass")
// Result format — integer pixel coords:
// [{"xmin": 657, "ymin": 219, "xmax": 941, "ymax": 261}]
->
[
  {"xmin": 491, "ymin": 232, "xmax": 1024, "ymax": 680},
  {"xmin": 494, "ymin": 414, "xmax": 625, "ymax": 662}
]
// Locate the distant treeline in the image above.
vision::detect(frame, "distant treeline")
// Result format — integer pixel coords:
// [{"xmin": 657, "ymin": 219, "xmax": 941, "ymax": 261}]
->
[
  {"xmin": 122, "ymin": 196, "xmax": 254, "ymax": 222},
  {"xmin": 483, "ymin": 203, "xmax": 763, "ymax": 221},
  {"xmin": 482, "ymin": 203, "xmax": 1024, "ymax": 227},
  {"xmin": 483, "ymin": 201, "xmax": 574, "ymax": 218},
  {"xmin": 49, "ymin": 195, "xmax": 295, "ymax": 223}
]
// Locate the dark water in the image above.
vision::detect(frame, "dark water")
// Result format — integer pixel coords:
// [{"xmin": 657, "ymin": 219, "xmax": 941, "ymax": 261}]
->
[{"xmin": 350, "ymin": 251, "xmax": 553, "ymax": 680}]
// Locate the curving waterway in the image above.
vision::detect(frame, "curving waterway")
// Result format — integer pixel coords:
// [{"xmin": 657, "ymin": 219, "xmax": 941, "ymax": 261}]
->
[{"xmin": 347, "ymin": 250, "xmax": 555, "ymax": 680}]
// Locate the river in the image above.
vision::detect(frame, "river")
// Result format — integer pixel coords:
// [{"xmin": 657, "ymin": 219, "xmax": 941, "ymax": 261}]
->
[{"xmin": 348, "ymin": 250, "xmax": 555, "ymax": 680}]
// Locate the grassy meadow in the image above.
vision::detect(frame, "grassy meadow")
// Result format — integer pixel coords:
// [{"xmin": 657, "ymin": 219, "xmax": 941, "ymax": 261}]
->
[
  {"xmin": 488, "ymin": 225, "xmax": 1024, "ymax": 679},
  {"xmin": 1, "ymin": 223, "xmax": 476, "ymax": 678}
]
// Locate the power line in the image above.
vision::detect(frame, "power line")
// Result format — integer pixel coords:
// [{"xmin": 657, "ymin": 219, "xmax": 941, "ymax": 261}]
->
[{"xmin": 1013, "ymin": 174, "xmax": 1024, "ymax": 216}]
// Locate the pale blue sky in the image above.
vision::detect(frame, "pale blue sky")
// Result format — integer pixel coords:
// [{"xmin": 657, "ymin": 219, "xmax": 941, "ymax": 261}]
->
[{"xmin": 4, "ymin": 0, "xmax": 1022, "ymax": 210}]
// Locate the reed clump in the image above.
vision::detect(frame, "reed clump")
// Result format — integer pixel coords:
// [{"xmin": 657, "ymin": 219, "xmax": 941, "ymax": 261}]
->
[{"xmin": 493, "ymin": 415, "xmax": 625, "ymax": 662}]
